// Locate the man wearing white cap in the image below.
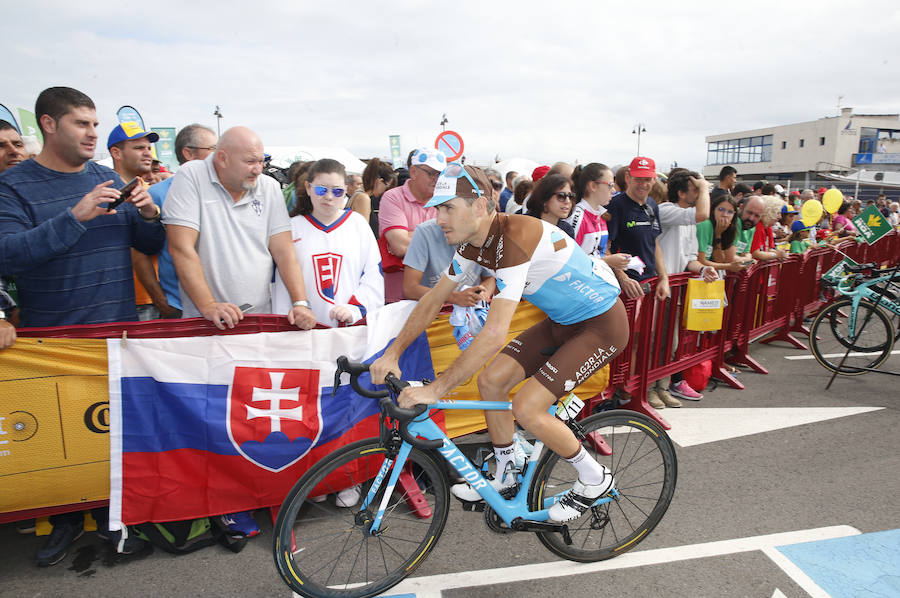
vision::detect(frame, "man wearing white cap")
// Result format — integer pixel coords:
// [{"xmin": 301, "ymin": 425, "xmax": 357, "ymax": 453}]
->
[
  {"xmin": 372, "ymin": 163, "xmax": 628, "ymax": 523},
  {"xmin": 377, "ymin": 147, "xmax": 447, "ymax": 302}
]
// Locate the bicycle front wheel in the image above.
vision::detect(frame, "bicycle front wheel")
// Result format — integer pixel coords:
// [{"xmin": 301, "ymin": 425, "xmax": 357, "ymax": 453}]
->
[
  {"xmin": 273, "ymin": 439, "xmax": 450, "ymax": 598},
  {"xmin": 529, "ymin": 410, "xmax": 677, "ymax": 562},
  {"xmin": 809, "ymin": 298, "xmax": 895, "ymax": 375}
]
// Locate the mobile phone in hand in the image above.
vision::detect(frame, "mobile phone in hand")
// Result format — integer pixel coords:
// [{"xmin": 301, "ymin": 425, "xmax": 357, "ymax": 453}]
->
[
  {"xmin": 108, "ymin": 177, "xmax": 140, "ymax": 211},
  {"xmin": 238, "ymin": 303, "xmax": 252, "ymax": 312}
]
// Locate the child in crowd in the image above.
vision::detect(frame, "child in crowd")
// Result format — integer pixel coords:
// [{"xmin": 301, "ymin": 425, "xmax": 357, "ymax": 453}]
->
[{"xmin": 788, "ymin": 221, "xmax": 812, "ymax": 254}]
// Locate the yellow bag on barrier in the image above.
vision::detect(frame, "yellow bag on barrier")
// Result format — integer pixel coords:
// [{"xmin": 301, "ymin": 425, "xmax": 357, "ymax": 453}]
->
[{"xmin": 682, "ymin": 278, "xmax": 725, "ymax": 331}]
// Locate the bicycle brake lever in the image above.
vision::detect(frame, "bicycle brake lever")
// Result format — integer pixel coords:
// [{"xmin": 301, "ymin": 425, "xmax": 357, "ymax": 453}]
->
[{"xmin": 333, "ymin": 355, "xmax": 350, "ymax": 396}]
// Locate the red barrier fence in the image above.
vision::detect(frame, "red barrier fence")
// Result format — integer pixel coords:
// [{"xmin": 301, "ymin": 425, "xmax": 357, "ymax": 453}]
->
[{"xmin": 593, "ymin": 232, "xmax": 900, "ymax": 429}]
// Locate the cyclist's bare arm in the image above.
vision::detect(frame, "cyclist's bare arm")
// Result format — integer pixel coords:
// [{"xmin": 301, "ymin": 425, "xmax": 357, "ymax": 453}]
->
[
  {"xmin": 371, "ymin": 274, "xmax": 457, "ymax": 384},
  {"xmin": 397, "ymin": 297, "xmax": 517, "ymax": 408}
]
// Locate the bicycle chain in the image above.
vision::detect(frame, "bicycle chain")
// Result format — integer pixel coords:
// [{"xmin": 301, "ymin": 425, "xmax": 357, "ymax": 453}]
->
[{"xmin": 483, "ymin": 485, "xmax": 520, "ymax": 534}]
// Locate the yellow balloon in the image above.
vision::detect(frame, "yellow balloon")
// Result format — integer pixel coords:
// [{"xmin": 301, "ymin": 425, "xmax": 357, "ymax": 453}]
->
[
  {"xmin": 822, "ymin": 188, "xmax": 843, "ymax": 214},
  {"xmin": 801, "ymin": 198, "xmax": 823, "ymax": 227}
]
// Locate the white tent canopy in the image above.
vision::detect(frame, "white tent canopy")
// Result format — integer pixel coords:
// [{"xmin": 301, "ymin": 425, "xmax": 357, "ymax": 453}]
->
[
  {"xmin": 265, "ymin": 146, "xmax": 367, "ymax": 174},
  {"xmin": 491, "ymin": 157, "xmax": 540, "ymax": 183}
]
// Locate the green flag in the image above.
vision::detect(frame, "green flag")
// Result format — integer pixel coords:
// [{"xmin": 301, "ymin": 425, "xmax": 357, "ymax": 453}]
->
[
  {"xmin": 17, "ymin": 108, "xmax": 42, "ymax": 143},
  {"xmin": 151, "ymin": 127, "xmax": 178, "ymax": 172},
  {"xmin": 852, "ymin": 205, "xmax": 892, "ymax": 245}
]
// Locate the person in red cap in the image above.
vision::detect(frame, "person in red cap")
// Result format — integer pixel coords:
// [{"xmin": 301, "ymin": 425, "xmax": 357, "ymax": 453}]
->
[
  {"xmin": 605, "ymin": 157, "xmax": 670, "ymax": 302},
  {"xmin": 531, "ymin": 165, "xmax": 550, "ymax": 181}
]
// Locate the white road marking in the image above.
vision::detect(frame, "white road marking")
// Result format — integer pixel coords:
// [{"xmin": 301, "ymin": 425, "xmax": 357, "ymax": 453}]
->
[
  {"xmin": 785, "ymin": 350, "xmax": 900, "ymax": 360},
  {"xmin": 661, "ymin": 407, "xmax": 883, "ymax": 447},
  {"xmin": 762, "ymin": 547, "xmax": 832, "ymax": 598},
  {"xmin": 771, "ymin": 590, "xmax": 788, "ymax": 598},
  {"xmin": 379, "ymin": 526, "xmax": 859, "ymax": 597}
]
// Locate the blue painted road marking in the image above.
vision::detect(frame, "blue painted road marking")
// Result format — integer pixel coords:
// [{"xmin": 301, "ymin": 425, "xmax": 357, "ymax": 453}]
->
[{"xmin": 777, "ymin": 528, "xmax": 900, "ymax": 598}]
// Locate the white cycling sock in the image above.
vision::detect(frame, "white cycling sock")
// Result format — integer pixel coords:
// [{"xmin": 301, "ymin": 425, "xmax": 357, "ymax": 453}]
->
[
  {"xmin": 566, "ymin": 446, "xmax": 609, "ymax": 486},
  {"xmin": 494, "ymin": 443, "xmax": 517, "ymax": 483}
]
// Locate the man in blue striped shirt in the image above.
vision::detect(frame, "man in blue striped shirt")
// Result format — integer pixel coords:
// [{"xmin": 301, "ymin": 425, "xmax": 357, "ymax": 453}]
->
[
  {"xmin": 0, "ymin": 87, "xmax": 164, "ymax": 328},
  {"xmin": 0, "ymin": 86, "xmax": 164, "ymax": 567}
]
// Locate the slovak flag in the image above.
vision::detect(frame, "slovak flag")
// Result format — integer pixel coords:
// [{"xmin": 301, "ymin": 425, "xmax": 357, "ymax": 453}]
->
[{"xmin": 106, "ymin": 302, "xmax": 434, "ymax": 530}]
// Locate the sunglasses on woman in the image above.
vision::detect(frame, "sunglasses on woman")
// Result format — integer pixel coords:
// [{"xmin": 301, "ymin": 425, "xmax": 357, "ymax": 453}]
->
[
  {"xmin": 312, "ymin": 185, "xmax": 346, "ymax": 198},
  {"xmin": 553, "ymin": 192, "xmax": 575, "ymax": 201}
]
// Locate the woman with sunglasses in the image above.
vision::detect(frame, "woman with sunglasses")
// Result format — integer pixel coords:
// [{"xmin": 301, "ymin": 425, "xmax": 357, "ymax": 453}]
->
[
  {"xmin": 696, "ymin": 194, "xmax": 753, "ymax": 272},
  {"xmin": 525, "ymin": 173, "xmax": 576, "ymax": 237},
  {"xmin": 272, "ymin": 158, "xmax": 384, "ymax": 327},
  {"xmin": 568, "ymin": 163, "xmax": 631, "ymax": 270}
]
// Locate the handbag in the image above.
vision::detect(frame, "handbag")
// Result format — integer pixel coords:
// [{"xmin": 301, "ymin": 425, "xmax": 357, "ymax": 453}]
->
[
  {"xmin": 377, "ymin": 233, "xmax": 405, "ymax": 273},
  {"xmin": 682, "ymin": 278, "xmax": 725, "ymax": 331}
]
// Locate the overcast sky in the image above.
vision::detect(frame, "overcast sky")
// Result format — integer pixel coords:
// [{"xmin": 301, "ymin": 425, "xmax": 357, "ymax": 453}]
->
[{"xmin": 5, "ymin": 0, "xmax": 900, "ymax": 172}]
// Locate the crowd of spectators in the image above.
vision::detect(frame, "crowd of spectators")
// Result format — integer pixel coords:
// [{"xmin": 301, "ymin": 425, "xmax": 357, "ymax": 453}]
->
[{"xmin": 2, "ymin": 86, "xmax": 898, "ymax": 567}]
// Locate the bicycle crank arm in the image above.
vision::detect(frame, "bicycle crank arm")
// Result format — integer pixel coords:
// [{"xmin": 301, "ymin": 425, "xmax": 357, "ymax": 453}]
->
[{"xmin": 510, "ymin": 518, "xmax": 573, "ymax": 545}]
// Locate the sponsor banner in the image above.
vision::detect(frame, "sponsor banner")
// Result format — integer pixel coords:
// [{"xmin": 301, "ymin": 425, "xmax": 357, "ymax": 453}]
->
[
  {"xmin": 151, "ymin": 127, "xmax": 177, "ymax": 171},
  {"xmin": 0, "ymin": 338, "xmax": 111, "ymax": 514},
  {"xmin": 16, "ymin": 108, "xmax": 41, "ymax": 142},
  {"xmin": 852, "ymin": 205, "xmax": 893, "ymax": 245},
  {"xmin": 389, "ymin": 135, "xmax": 403, "ymax": 169},
  {"xmin": 0, "ymin": 103, "xmax": 19, "ymax": 132}
]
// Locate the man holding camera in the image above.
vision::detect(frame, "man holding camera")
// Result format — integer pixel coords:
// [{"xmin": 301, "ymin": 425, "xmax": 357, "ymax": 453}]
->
[
  {"xmin": 0, "ymin": 86, "xmax": 163, "ymax": 329},
  {"xmin": 0, "ymin": 86, "xmax": 163, "ymax": 566}
]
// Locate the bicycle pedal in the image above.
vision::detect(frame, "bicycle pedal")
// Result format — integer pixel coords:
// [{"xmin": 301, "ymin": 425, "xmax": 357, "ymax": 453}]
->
[{"xmin": 456, "ymin": 498, "xmax": 486, "ymax": 512}]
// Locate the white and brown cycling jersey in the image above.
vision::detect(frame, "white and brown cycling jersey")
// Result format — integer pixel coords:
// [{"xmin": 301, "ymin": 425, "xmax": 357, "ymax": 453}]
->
[{"xmin": 446, "ymin": 213, "xmax": 620, "ymax": 325}]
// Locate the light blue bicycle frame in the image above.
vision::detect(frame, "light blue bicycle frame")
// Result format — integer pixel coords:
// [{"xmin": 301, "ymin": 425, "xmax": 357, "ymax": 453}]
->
[{"xmin": 360, "ymin": 400, "xmax": 616, "ymax": 532}]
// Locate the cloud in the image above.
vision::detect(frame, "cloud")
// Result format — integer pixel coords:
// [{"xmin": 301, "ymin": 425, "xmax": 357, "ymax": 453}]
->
[{"xmin": 4, "ymin": 0, "xmax": 899, "ymax": 171}]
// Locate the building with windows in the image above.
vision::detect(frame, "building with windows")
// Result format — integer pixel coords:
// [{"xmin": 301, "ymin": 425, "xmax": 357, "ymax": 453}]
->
[{"xmin": 702, "ymin": 108, "xmax": 900, "ymax": 186}]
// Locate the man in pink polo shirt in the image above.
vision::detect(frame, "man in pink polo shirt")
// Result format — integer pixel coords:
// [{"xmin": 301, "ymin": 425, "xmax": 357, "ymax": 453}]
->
[{"xmin": 378, "ymin": 147, "xmax": 447, "ymax": 302}]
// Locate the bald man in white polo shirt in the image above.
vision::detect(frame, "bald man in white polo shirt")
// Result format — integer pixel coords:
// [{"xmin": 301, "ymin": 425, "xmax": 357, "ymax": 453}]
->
[{"xmin": 165, "ymin": 126, "xmax": 316, "ymax": 330}]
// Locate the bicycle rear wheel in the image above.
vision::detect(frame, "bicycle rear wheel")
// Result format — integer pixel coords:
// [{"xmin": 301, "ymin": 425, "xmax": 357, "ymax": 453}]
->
[
  {"xmin": 273, "ymin": 439, "xmax": 450, "ymax": 598},
  {"xmin": 528, "ymin": 410, "xmax": 677, "ymax": 562},
  {"xmin": 809, "ymin": 298, "xmax": 895, "ymax": 375}
]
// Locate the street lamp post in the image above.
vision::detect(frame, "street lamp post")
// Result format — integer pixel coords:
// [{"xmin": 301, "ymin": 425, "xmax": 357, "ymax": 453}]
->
[
  {"xmin": 214, "ymin": 105, "xmax": 223, "ymax": 137},
  {"xmin": 632, "ymin": 123, "xmax": 646, "ymax": 155}
]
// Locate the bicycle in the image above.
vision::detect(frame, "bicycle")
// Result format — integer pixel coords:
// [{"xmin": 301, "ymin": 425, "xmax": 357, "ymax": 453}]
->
[
  {"xmin": 809, "ymin": 262, "xmax": 900, "ymax": 375},
  {"xmin": 273, "ymin": 357, "xmax": 678, "ymax": 598}
]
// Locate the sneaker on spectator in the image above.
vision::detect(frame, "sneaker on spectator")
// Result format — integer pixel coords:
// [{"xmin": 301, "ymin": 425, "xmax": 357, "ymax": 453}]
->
[
  {"xmin": 16, "ymin": 519, "xmax": 36, "ymax": 534},
  {"xmin": 669, "ymin": 380, "xmax": 703, "ymax": 401},
  {"xmin": 656, "ymin": 388, "xmax": 682, "ymax": 408},
  {"xmin": 105, "ymin": 529, "xmax": 149, "ymax": 554},
  {"xmin": 218, "ymin": 511, "xmax": 260, "ymax": 538},
  {"xmin": 35, "ymin": 519, "xmax": 83, "ymax": 566},
  {"xmin": 646, "ymin": 388, "xmax": 665, "ymax": 409},
  {"xmin": 335, "ymin": 485, "xmax": 361, "ymax": 508}
]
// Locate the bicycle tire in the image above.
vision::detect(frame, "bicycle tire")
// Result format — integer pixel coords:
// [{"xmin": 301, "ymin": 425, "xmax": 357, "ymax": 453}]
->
[
  {"xmin": 528, "ymin": 410, "xmax": 677, "ymax": 562},
  {"xmin": 809, "ymin": 298, "xmax": 895, "ymax": 375},
  {"xmin": 273, "ymin": 438, "xmax": 450, "ymax": 598}
]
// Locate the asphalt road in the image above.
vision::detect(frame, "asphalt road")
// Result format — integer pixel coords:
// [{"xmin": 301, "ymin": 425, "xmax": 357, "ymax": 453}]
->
[{"xmin": 2, "ymin": 338, "xmax": 898, "ymax": 598}]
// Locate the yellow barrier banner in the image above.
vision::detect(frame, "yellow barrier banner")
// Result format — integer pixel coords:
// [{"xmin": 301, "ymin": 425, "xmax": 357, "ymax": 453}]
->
[
  {"xmin": 1, "ymin": 303, "xmax": 608, "ymax": 516},
  {"xmin": 0, "ymin": 338, "xmax": 111, "ymax": 514}
]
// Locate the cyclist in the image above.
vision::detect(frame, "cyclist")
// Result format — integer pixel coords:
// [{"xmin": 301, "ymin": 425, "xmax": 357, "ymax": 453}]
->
[{"xmin": 371, "ymin": 164, "xmax": 629, "ymax": 522}]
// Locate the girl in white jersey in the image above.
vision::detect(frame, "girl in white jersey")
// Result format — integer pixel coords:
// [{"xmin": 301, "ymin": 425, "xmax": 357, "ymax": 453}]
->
[
  {"xmin": 273, "ymin": 159, "xmax": 384, "ymax": 327},
  {"xmin": 567, "ymin": 163, "xmax": 631, "ymax": 271}
]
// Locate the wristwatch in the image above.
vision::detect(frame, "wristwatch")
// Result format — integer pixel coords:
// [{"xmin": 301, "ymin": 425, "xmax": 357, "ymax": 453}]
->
[
  {"xmin": 140, "ymin": 204, "xmax": 162, "ymax": 221},
  {"xmin": 292, "ymin": 300, "xmax": 310, "ymax": 309},
  {"xmin": 0, "ymin": 310, "xmax": 6, "ymax": 321}
]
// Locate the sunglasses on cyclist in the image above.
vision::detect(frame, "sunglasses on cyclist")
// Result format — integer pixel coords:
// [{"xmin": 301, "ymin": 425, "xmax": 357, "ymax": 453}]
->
[{"xmin": 312, "ymin": 185, "xmax": 346, "ymax": 198}]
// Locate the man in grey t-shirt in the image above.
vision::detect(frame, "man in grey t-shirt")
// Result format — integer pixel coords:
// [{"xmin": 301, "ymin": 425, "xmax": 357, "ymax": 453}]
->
[
  {"xmin": 164, "ymin": 126, "xmax": 316, "ymax": 330},
  {"xmin": 402, "ymin": 219, "xmax": 494, "ymax": 306}
]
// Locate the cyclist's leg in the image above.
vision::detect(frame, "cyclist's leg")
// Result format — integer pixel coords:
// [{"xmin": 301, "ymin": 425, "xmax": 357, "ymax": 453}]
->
[
  {"xmin": 511, "ymin": 299, "xmax": 629, "ymax": 456},
  {"xmin": 478, "ymin": 352, "xmax": 526, "ymax": 447}
]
